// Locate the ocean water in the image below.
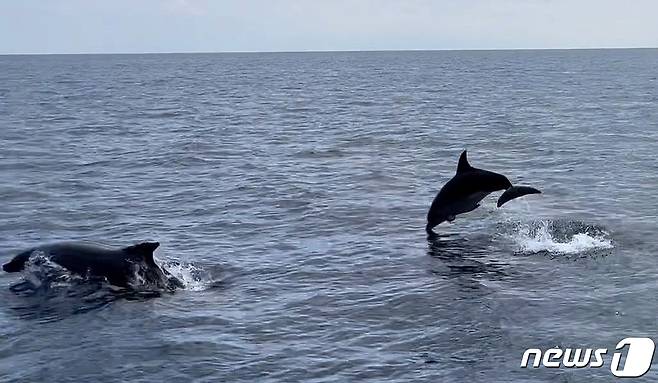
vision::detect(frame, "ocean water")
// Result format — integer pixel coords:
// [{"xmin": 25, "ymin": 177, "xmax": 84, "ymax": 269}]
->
[{"xmin": 0, "ymin": 49, "xmax": 656, "ymax": 382}]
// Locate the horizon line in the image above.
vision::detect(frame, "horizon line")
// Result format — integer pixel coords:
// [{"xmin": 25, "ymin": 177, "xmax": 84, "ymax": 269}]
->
[{"xmin": 1, "ymin": 46, "xmax": 657, "ymax": 56}]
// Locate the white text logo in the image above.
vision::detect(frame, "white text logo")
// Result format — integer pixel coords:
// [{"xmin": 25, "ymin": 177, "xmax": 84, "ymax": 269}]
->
[{"xmin": 521, "ymin": 337, "xmax": 655, "ymax": 378}]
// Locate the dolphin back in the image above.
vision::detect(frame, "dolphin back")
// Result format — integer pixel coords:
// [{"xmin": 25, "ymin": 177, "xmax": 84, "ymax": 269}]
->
[{"xmin": 456, "ymin": 150, "xmax": 474, "ymax": 174}]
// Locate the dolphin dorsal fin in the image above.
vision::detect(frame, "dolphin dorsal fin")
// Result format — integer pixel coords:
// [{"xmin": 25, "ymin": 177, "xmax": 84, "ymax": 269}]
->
[
  {"xmin": 456, "ymin": 150, "xmax": 473, "ymax": 174},
  {"xmin": 123, "ymin": 241, "xmax": 159, "ymax": 263}
]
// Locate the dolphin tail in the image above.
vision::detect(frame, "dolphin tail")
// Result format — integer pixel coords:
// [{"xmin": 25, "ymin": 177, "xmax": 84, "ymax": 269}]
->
[
  {"xmin": 425, "ymin": 225, "xmax": 441, "ymax": 241},
  {"xmin": 497, "ymin": 186, "xmax": 541, "ymax": 207},
  {"xmin": 425, "ymin": 222, "xmax": 439, "ymax": 237},
  {"xmin": 425, "ymin": 223, "xmax": 433, "ymax": 234}
]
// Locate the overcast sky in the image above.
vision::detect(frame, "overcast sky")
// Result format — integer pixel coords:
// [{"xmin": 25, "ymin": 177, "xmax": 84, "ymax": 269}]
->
[{"xmin": 1, "ymin": 0, "xmax": 657, "ymax": 54}]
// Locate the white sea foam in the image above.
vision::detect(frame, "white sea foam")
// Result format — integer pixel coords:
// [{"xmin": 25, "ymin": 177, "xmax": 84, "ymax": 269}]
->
[
  {"xmin": 161, "ymin": 261, "xmax": 210, "ymax": 291},
  {"xmin": 511, "ymin": 220, "xmax": 614, "ymax": 254}
]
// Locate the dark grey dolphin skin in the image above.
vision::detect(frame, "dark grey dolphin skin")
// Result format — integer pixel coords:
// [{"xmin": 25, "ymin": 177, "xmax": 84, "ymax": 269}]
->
[
  {"xmin": 2, "ymin": 241, "xmax": 183, "ymax": 290},
  {"xmin": 426, "ymin": 151, "xmax": 541, "ymax": 236},
  {"xmin": 497, "ymin": 186, "xmax": 541, "ymax": 207}
]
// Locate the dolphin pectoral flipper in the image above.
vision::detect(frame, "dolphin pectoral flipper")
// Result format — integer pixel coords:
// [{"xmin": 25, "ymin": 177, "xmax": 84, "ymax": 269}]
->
[{"xmin": 497, "ymin": 186, "xmax": 541, "ymax": 207}]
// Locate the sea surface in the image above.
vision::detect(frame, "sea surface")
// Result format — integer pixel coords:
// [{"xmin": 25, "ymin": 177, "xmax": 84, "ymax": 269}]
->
[{"xmin": 0, "ymin": 49, "xmax": 657, "ymax": 382}]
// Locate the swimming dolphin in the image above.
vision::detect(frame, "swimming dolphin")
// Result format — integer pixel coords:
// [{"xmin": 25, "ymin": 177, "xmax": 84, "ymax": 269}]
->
[
  {"xmin": 426, "ymin": 151, "xmax": 541, "ymax": 236},
  {"xmin": 2, "ymin": 241, "xmax": 183, "ymax": 290}
]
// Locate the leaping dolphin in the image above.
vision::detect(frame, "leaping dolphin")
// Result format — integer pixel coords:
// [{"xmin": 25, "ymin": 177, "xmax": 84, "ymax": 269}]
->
[{"xmin": 426, "ymin": 151, "xmax": 541, "ymax": 236}]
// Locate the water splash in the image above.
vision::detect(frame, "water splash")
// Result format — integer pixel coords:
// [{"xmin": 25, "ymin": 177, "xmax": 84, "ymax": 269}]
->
[
  {"xmin": 160, "ymin": 261, "xmax": 212, "ymax": 291},
  {"xmin": 507, "ymin": 220, "xmax": 614, "ymax": 255}
]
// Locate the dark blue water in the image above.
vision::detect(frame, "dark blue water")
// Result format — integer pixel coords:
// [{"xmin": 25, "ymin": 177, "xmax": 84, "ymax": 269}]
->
[{"xmin": 0, "ymin": 50, "xmax": 657, "ymax": 382}]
